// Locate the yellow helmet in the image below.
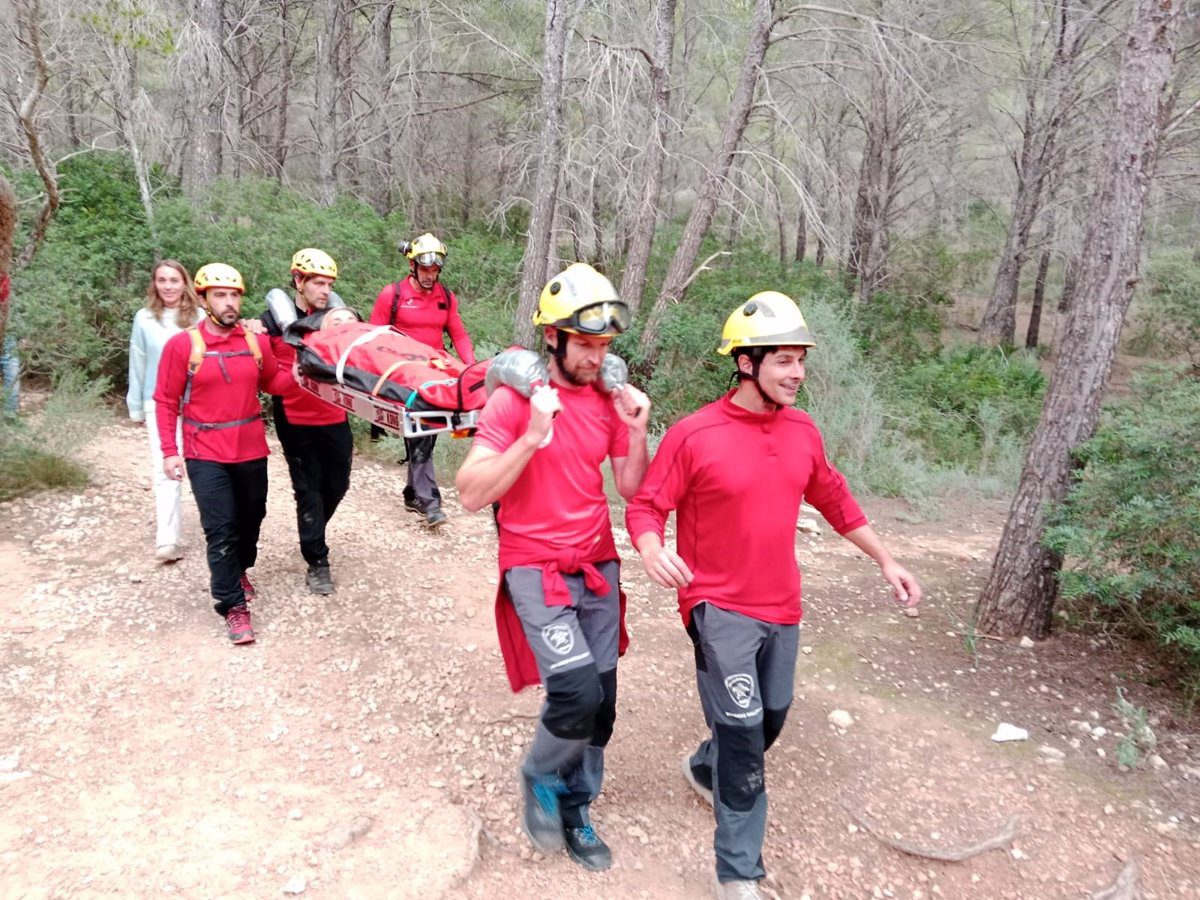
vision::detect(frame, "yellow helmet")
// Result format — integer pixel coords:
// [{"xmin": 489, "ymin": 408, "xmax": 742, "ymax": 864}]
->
[
  {"xmin": 405, "ymin": 233, "xmax": 447, "ymax": 268},
  {"xmin": 717, "ymin": 291, "xmax": 815, "ymax": 355},
  {"xmin": 194, "ymin": 263, "xmax": 245, "ymax": 294},
  {"xmin": 291, "ymin": 248, "xmax": 338, "ymax": 279},
  {"xmin": 534, "ymin": 263, "xmax": 630, "ymax": 335}
]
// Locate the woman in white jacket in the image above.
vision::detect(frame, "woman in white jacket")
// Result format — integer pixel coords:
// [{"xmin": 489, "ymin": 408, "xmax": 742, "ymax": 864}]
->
[{"xmin": 127, "ymin": 260, "xmax": 203, "ymax": 561}]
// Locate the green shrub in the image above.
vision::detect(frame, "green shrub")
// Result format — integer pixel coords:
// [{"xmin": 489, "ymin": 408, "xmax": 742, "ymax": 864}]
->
[
  {"xmin": 1044, "ymin": 368, "xmax": 1200, "ymax": 697},
  {"xmin": 1129, "ymin": 251, "xmax": 1200, "ymax": 366},
  {"xmin": 890, "ymin": 345, "xmax": 1045, "ymax": 469},
  {"xmin": 0, "ymin": 372, "xmax": 106, "ymax": 501},
  {"xmin": 11, "ymin": 153, "xmax": 528, "ymax": 388}
]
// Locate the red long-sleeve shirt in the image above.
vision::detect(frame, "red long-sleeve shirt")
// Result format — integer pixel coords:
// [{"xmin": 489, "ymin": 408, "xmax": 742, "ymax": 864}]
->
[
  {"xmin": 154, "ymin": 321, "xmax": 293, "ymax": 463},
  {"xmin": 369, "ymin": 277, "xmax": 475, "ymax": 363},
  {"xmin": 262, "ymin": 303, "xmax": 347, "ymax": 426},
  {"xmin": 625, "ymin": 392, "xmax": 868, "ymax": 626}
]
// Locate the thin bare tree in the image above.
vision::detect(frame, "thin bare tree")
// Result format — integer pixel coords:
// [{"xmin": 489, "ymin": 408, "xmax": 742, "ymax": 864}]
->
[
  {"xmin": 514, "ymin": 0, "xmax": 584, "ymax": 347},
  {"xmin": 638, "ymin": 0, "xmax": 777, "ymax": 361},
  {"xmin": 979, "ymin": 0, "xmax": 1110, "ymax": 346},
  {"xmin": 12, "ymin": 0, "xmax": 59, "ymax": 268},
  {"xmin": 616, "ymin": 0, "xmax": 678, "ymax": 318}
]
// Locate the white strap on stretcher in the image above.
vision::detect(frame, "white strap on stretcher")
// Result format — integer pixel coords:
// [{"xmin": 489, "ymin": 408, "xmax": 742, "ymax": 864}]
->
[{"xmin": 335, "ymin": 326, "xmax": 397, "ymax": 386}]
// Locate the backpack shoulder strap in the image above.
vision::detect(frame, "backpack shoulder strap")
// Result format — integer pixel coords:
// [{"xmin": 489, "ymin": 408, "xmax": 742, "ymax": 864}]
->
[
  {"xmin": 186, "ymin": 327, "xmax": 206, "ymax": 375},
  {"xmin": 242, "ymin": 327, "xmax": 263, "ymax": 369},
  {"xmin": 390, "ymin": 279, "xmax": 403, "ymax": 326}
]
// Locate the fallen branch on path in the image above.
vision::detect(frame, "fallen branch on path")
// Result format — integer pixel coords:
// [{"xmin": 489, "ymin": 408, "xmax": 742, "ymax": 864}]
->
[
  {"xmin": 842, "ymin": 803, "xmax": 1021, "ymax": 862},
  {"xmin": 1091, "ymin": 859, "xmax": 1138, "ymax": 900}
]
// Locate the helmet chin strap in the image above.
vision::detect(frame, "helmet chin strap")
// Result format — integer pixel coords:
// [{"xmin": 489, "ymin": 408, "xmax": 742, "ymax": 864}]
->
[
  {"xmin": 202, "ymin": 298, "xmax": 222, "ymax": 327},
  {"xmin": 736, "ymin": 349, "xmax": 779, "ymax": 410},
  {"xmin": 546, "ymin": 330, "xmax": 581, "ymax": 385}
]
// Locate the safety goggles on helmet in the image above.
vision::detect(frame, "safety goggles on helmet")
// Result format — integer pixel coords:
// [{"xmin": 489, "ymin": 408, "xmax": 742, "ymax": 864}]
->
[
  {"xmin": 559, "ymin": 300, "xmax": 631, "ymax": 335},
  {"xmin": 411, "ymin": 251, "xmax": 446, "ymax": 269}
]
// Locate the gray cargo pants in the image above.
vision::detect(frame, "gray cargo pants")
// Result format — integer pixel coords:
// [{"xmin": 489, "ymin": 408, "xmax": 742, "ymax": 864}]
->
[
  {"xmin": 506, "ymin": 560, "xmax": 621, "ymax": 828},
  {"xmin": 685, "ymin": 602, "xmax": 799, "ymax": 883}
]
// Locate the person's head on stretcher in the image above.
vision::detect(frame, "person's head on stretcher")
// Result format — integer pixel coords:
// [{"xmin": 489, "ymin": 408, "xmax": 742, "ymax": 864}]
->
[{"xmin": 319, "ymin": 307, "xmax": 362, "ymax": 330}]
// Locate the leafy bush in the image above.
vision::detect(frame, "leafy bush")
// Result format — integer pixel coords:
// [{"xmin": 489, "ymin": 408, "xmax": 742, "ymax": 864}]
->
[
  {"xmin": 890, "ymin": 345, "xmax": 1045, "ymax": 469},
  {"xmin": 1128, "ymin": 251, "xmax": 1200, "ymax": 367},
  {"xmin": 11, "ymin": 153, "xmax": 528, "ymax": 389},
  {"xmin": 1044, "ymin": 368, "xmax": 1200, "ymax": 696}
]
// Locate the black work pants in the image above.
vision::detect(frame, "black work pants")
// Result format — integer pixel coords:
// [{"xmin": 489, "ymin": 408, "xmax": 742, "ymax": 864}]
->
[
  {"xmin": 186, "ymin": 458, "xmax": 268, "ymax": 615},
  {"xmin": 272, "ymin": 397, "xmax": 353, "ymax": 566}
]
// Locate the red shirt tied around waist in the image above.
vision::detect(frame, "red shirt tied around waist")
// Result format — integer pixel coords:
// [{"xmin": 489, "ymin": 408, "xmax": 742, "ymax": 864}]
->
[
  {"xmin": 625, "ymin": 391, "xmax": 867, "ymax": 627},
  {"xmin": 369, "ymin": 277, "xmax": 475, "ymax": 364},
  {"xmin": 471, "ymin": 382, "xmax": 633, "ymax": 691},
  {"xmin": 154, "ymin": 319, "xmax": 292, "ymax": 463}
]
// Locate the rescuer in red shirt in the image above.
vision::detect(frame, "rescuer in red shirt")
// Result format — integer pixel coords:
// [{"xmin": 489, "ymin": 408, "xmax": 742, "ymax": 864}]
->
[
  {"xmin": 369, "ymin": 232, "xmax": 475, "ymax": 527},
  {"xmin": 625, "ymin": 291, "xmax": 923, "ymax": 900},
  {"xmin": 456, "ymin": 263, "xmax": 650, "ymax": 873},
  {"xmin": 258, "ymin": 248, "xmax": 353, "ymax": 596},
  {"xmin": 154, "ymin": 263, "xmax": 293, "ymax": 646}
]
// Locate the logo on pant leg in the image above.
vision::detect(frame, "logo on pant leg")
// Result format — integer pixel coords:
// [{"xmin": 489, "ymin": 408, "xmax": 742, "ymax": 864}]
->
[
  {"xmin": 724, "ymin": 673, "xmax": 754, "ymax": 709},
  {"xmin": 541, "ymin": 623, "xmax": 575, "ymax": 656}
]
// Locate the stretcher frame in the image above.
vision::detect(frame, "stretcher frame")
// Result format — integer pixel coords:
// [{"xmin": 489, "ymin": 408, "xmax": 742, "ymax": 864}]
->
[{"xmin": 296, "ymin": 371, "xmax": 480, "ymax": 439}]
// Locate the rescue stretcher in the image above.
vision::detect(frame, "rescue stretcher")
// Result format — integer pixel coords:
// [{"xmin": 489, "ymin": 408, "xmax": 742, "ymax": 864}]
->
[{"xmin": 268, "ymin": 291, "xmax": 627, "ymax": 440}]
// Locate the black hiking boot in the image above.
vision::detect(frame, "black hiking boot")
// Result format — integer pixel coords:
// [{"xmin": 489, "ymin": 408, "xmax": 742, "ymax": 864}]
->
[
  {"xmin": 306, "ymin": 563, "xmax": 334, "ymax": 595},
  {"xmin": 564, "ymin": 824, "xmax": 613, "ymax": 872}
]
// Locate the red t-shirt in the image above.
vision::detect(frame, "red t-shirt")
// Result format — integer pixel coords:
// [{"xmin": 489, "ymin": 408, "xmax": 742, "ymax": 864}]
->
[
  {"xmin": 472, "ymin": 383, "xmax": 630, "ymax": 549},
  {"xmin": 625, "ymin": 392, "xmax": 868, "ymax": 626},
  {"xmin": 154, "ymin": 322, "xmax": 292, "ymax": 463},
  {"xmin": 369, "ymin": 277, "xmax": 475, "ymax": 363}
]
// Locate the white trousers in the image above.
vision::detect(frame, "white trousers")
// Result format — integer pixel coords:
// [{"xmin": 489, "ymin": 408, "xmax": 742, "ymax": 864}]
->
[{"xmin": 143, "ymin": 408, "xmax": 183, "ymax": 548}]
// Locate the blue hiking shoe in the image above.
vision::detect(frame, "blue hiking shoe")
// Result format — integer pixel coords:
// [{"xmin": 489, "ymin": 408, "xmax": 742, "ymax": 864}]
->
[{"xmin": 520, "ymin": 771, "xmax": 566, "ymax": 853}]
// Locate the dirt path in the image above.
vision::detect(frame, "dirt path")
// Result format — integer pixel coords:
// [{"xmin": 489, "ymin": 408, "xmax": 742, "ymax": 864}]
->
[{"xmin": 1, "ymin": 417, "xmax": 1197, "ymax": 899}]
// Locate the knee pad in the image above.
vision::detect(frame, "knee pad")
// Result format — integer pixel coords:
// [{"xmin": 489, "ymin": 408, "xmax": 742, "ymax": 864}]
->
[
  {"xmin": 542, "ymin": 664, "xmax": 603, "ymax": 740},
  {"xmin": 763, "ymin": 706, "xmax": 789, "ymax": 752},
  {"xmin": 590, "ymin": 668, "xmax": 618, "ymax": 748},
  {"xmin": 715, "ymin": 723, "xmax": 766, "ymax": 812}
]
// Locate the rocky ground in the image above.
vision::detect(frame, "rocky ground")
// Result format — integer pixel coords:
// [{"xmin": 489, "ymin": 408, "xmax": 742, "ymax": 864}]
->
[{"xmin": 1, "ymin": 415, "xmax": 1198, "ymax": 899}]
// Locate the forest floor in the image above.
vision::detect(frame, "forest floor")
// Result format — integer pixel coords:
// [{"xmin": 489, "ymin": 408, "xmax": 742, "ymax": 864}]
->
[{"xmin": 1, "ymin": 413, "xmax": 1198, "ymax": 900}]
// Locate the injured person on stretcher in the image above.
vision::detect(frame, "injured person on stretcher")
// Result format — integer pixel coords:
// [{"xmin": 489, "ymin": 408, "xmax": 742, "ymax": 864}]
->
[{"xmin": 267, "ymin": 294, "xmax": 630, "ymax": 440}]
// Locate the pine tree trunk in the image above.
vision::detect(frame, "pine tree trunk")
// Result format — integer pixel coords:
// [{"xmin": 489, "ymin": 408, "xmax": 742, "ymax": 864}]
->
[
  {"xmin": 976, "ymin": 0, "xmax": 1181, "ymax": 639},
  {"xmin": 189, "ymin": 0, "xmax": 225, "ymax": 192},
  {"xmin": 315, "ymin": 0, "xmax": 343, "ymax": 207},
  {"xmin": 795, "ymin": 205, "xmax": 807, "ymax": 263}
]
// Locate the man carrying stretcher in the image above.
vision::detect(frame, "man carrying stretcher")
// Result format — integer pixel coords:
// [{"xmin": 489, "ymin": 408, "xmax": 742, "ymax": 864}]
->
[
  {"xmin": 456, "ymin": 263, "xmax": 650, "ymax": 873},
  {"xmin": 369, "ymin": 233, "xmax": 475, "ymax": 527}
]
